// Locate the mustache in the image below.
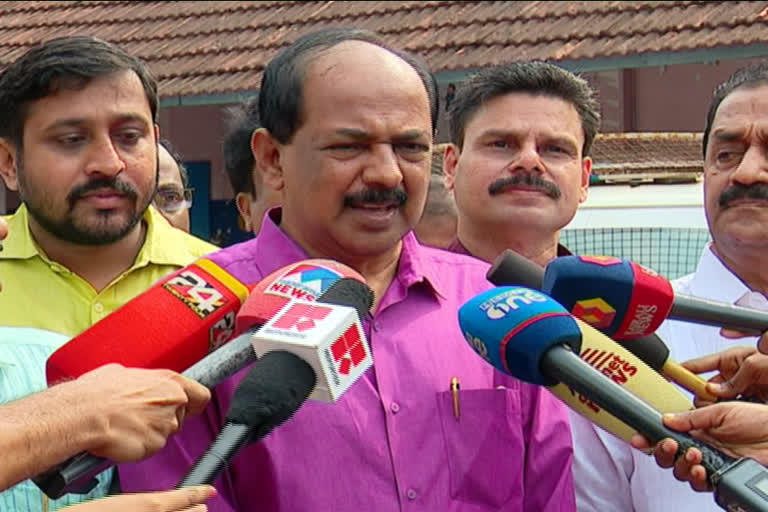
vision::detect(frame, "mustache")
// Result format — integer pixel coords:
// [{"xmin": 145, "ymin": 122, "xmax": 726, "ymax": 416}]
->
[
  {"xmin": 718, "ymin": 183, "xmax": 768, "ymax": 208},
  {"xmin": 343, "ymin": 188, "xmax": 408, "ymax": 207},
  {"xmin": 67, "ymin": 177, "xmax": 138, "ymax": 206},
  {"xmin": 488, "ymin": 173, "xmax": 561, "ymax": 199}
]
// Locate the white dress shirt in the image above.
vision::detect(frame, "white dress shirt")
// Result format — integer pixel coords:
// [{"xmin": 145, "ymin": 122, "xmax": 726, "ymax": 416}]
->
[{"xmin": 572, "ymin": 243, "xmax": 763, "ymax": 511}]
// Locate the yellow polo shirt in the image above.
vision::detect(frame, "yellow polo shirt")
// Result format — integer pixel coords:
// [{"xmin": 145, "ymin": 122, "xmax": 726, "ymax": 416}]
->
[
  {"xmin": 0, "ymin": 204, "xmax": 217, "ymax": 336},
  {"xmin": 0, "ymin": 205, "xmax": 217, "ymax": 511}
]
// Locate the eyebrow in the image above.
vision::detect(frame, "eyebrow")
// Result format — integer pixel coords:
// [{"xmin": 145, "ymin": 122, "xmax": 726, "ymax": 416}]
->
[
  {"xmin": 334, "ymin": 128, "xmax": 429, "ymax": 142},
  {"xmin": 711, "ymin": 130, "xmax": 746, "ymax": 144},
  {"xmin": 43, "ymin": 114, "xmax": 150, "ymax": 132},
  {"xmin": 478, "ymin": 129, "xmax": 578, "ymax": 149}
]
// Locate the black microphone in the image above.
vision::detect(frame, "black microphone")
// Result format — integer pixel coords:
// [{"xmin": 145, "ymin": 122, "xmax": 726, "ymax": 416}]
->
[{"xmin": 178, "ymin": 350, "xmax": 316, "ymax": 486}]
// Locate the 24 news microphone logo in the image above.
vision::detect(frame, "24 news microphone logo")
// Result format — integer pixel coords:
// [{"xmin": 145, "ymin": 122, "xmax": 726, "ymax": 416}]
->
[
  {"xmin": 253, "ymin": 299, "xmax": 373, "ymax": 402},
  {"xmin": 164, "ymin": 270, "xmax": 227, "ymax": 318}
]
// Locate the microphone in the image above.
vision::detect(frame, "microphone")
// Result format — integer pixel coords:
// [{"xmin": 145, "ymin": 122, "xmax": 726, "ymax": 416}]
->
[
  {"xmin": 487, "ymin": 249, "xmax": 715, "ymax": 401},
  {"xmin": 459, "ymin": 286, "xmax": 768, "ymax": 512},
  {"xmin": 462, "ymin": 285, "xmax": 692, "ymax": 443},
  {"xmin": 177, "ymin": 350, "xmax": 317, "ymax": 487},
  {"xmin": 34, "ymin": 260, "xmax": 370, "ymax": 499},
  {"xmin": 46, "ymin": 258, "xmax": 251, "ymax": 385},
  {"xmin": 178, "ymin": 279, "xmax": 374, "ymax": 487},
  {"xmin": 544, "ymin": 255, "xmax": 767, "ymax": 337},
  {"xmin": 250, "ymin": 278, "xmax": 374, "ymax": 403}
]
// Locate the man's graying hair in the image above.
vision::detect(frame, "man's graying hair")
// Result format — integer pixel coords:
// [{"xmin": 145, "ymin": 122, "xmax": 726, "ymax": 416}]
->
[
  {"xmin": 703, "ymin": 63, "xmax": 768, "ymax": 158},
  {"xmin": 448, "ymin": 61, "xmax": 601, "ymax": 156},
  {"xmin": 258, "ymin": 27, "xmax": 439, "ymax": 144}
]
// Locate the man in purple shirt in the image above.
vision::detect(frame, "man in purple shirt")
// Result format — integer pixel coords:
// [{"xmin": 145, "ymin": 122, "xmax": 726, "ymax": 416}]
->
[{"xmin": 120, "ymin": 28, "xmax": 575, "ymax": 511}]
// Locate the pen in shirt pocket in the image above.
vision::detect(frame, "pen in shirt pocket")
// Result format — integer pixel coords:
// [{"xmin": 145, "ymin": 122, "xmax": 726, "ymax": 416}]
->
[{"xmin": 450, "ymin": 376, "xmax": 460, "ymax": 420}]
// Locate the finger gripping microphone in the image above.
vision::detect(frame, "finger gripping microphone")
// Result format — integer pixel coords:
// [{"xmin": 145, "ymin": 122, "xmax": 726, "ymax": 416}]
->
[
  {"xmin": 178, "ymin": 350, "xmax": 316, "ymax": 487},
  {"xmin": 460, "ymin": 286, "xmax": 768, "ymax": 512},
  {"xmin": 487, "ymin": 249, "xmax": 715, "ymax": 402},
  {"xmin": 545, "ymin": 255, "xmax": 768, "ymax": 337}
]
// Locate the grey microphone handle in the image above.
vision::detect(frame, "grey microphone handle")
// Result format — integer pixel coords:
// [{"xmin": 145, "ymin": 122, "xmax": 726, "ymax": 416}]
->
[{"xmin": 672, "ymin": 295, "xmax": 767, "ymax": 335}]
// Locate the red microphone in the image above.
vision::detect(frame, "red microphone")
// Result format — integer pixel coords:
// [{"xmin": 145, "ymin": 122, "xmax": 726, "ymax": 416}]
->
[{"xmin": 47, "ymin": 258, "xmax": 250, "ymax": 385}]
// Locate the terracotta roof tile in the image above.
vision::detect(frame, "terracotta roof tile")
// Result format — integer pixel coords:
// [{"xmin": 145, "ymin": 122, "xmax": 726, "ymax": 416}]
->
[{"xmin": 2, "ymin": 1, "xmax": 767, "ymax": 98}]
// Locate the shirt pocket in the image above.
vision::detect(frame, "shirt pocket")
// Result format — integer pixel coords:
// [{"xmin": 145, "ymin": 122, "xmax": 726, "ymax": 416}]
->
[{"xmin": 436, "ymin": 387, "xmax": 522, "ymax": 508}]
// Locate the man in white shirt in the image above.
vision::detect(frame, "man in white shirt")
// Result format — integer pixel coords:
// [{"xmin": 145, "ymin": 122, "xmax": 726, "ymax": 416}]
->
[{"xmin": 573, "ymin": 63, "xmax": 768, "ymax": 511}]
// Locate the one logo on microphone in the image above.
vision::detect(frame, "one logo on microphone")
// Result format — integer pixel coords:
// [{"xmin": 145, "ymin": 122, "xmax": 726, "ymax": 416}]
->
[
  {"xmin": 479, "ymin": 288, "xmax": 549, "ymax": 320},
  {"xmin": 464, "ymin": 332, "xmax": 490, "ymax": 362},
  {"xmin": 330, "ymin": 326, "xmax": 367, "ymax": 375},
  {"xmin": 273, "ymin": 303, "xmax": 333, "ymax": 332},
  {"xmin": 164, "ymin": 270, "xmax": 226, "ymax": 318},
  {"xmin": 623, "ymin": 304, "xmax": 659, "ymax": 338},
  {"xmin": 266, "ymin": 264, "xmax": 343, "ymax": 302},
  {"xmin": 209, "ymin": 311, "xmax": 235, "ymax": 351},
  {"xmin": 571, "ymin": 298, "xmax": 616, "ymax": 329},
  {"xmin": 579, "ymin": 255, "xmax": 622, "ymax": 266},
  {"xmin": 567, "ymin": 347, "xmax": 639, "ymax": 414}
]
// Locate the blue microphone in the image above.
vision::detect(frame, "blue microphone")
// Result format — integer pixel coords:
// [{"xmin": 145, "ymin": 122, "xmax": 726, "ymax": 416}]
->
[{"xmin": 459, "ymin": 286, "xmax": 768, "ymax": 512}]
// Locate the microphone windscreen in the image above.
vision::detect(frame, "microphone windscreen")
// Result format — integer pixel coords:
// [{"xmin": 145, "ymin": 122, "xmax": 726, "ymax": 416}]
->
[
  {"xmin": 236, "ymin": 259, "xmax": 365, "ymax": 334},
  {"xmin": 543, "ymin": 256, "xmax": 674, "ymax": 339},
  {"xmin": 46, "ymin": 259, "xmax": 250, "ymax": 384},
  {"xmin": 226, "ymin": 350, "xmax": 316, "ymax": 436},
  {"xmin": 487, "ymin": 249, "xmax": 545, "ymax": 289},
  {"xmin": 459, "ymin": 286, "xmax": 581, "ymax": 386}
]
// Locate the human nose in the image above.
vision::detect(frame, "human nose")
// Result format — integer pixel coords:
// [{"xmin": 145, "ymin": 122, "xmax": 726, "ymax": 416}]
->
[
  {"xmin": 509, "ymin": 141, "xmax": 543, "ymax": 173},
  {"xmin": 730, "ymin": 145, "xmax": 768, "ymax": 186},
  {"xmin": 361, "ymin": 143, "xmax": 403, "ymax": 189},
  {"xmin": 84, "ymin": 135, "xmax": 126, "ymax": 177}
]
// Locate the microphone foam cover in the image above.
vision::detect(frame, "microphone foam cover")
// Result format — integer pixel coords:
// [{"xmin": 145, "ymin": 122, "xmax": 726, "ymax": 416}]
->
[
  {"xmin": 487, "ymin": 249, "xmax": 545, "ymax": 289},
  {"xmin": 315, "ymin": 278, "xmax": 373, "ymax": 319},
  {"xmin": 226, "ymin": 350, "xmax": 316, "ymax": 435},
  {"xmin": 543, "ymin": 256, "xmax": 633, "ymax": 338},
  {"xmin": 459, "ymin": 286, "xmax": 581, "ymax": 386},
  {"xmin": 542, "ymin": 256, "xmax": 674, "ymax": 340}
]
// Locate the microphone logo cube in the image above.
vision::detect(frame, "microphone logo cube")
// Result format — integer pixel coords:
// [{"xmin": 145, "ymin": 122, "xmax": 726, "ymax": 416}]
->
[
  {"xmin": 571, "ymin": 298, "xmax": 616, "ymax": 329},
  {"xmin": 252, "ymin": 299, "xmax": 372, "ymax": 402}
]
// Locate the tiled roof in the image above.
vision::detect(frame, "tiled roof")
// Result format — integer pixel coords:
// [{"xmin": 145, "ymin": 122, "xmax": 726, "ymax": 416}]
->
[
  {"xmin": 1, "ymin": 1, "xmax": 766, "ymax": 98},
  {"xmin": 591, "ymin": 132, "xmax": 703, "ymax": 183},
  {"xmin": 430, "ymin": 133, "xmax": 703, "ymax": 182}
]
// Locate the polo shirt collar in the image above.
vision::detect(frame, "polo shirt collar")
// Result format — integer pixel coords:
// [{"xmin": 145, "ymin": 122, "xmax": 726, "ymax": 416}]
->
[{"xmin": 0, "ymin": 204, "xmax": 196, "ymax": 268}]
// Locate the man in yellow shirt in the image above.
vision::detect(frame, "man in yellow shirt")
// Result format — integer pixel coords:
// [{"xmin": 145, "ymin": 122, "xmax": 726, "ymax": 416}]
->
[{"xmin": 0, "ymin": 35, "xmax": 216, "ymax": 510}]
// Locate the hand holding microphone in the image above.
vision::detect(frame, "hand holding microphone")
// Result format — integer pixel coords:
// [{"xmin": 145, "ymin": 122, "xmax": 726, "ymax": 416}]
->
[
  {"xmin": 0, "ymin": 365, "xmax": 209, "ymax": 493},
  {"xmin": 631, "ymin": 402, "xmax": 768, "ymax": 493},
  {"xmin": 681, "ymin": 346, "xmax": 768, "ymax": 404},
  {"xmin": 459, "ymin": 285, "xmax": 768, "ymax": 511},
  {"xmin": 74, "ymin": 364, "xmax": 210, "ymax": 462}
]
